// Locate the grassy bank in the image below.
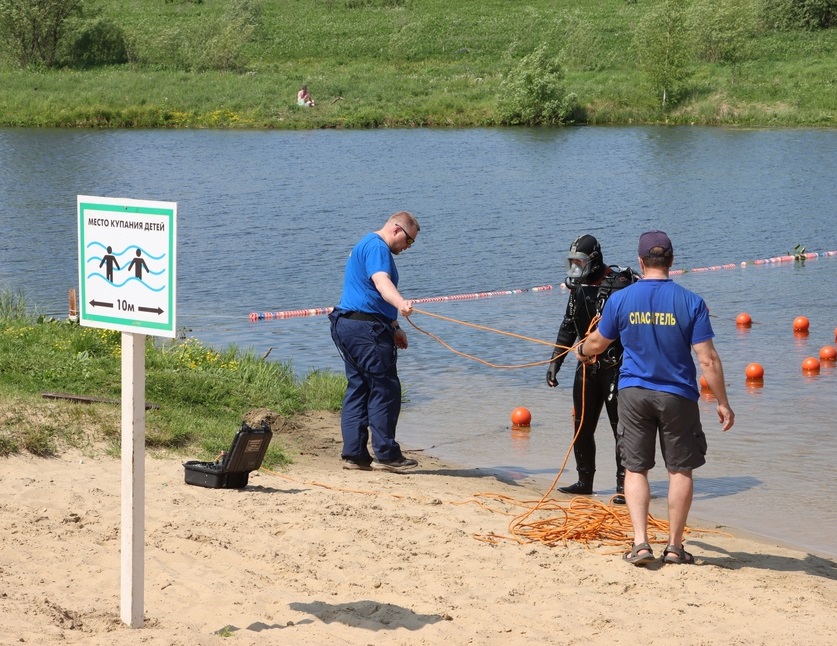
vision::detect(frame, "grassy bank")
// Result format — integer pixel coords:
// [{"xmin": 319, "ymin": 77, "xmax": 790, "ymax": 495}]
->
[
  {"xmin": 0, "ymin": 0, "xmax": 835, "ymax": 128},
  {"xmin": 0, "ymin": 289, "xmax": 346, "ymax": 465}
]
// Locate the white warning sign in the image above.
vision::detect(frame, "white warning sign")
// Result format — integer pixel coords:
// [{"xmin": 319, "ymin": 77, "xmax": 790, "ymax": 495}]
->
[{"xmin": 78, "ymin": 195, "xmax": 177, "ymax": 337}]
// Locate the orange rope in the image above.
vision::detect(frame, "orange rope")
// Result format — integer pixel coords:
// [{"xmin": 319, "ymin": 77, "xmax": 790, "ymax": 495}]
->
[
  {"xmin": 363, "ymin": 308, "xmax": 731, "ymax": 551},
  {"xmin": 405, "ymin": 306, "xmax": 597, "ymax": 542},
  {"xmin": 401, "ymin": 307, "xmax": 665, "ymax": 551},
  {"xmin": 261, "ymin": 468, "xmax": 730, "ymax": 552},
  {"xmin": 406, "ymin": 307, "xmax": 579, "ymax": 369},
  {"xmin": 474, "ymin": 496, "xmax": 697, "ymax": 549}
]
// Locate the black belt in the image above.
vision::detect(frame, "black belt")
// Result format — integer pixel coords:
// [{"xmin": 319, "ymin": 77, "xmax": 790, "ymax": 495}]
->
[{"xmin": 343, "ymin": 311, "xmax": 379, "ymax": 322}]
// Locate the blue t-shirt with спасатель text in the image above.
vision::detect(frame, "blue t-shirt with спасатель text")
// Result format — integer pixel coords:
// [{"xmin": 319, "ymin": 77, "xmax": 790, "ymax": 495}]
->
[
  {"xmin": 337, "ymin": 232, "xmax": 399, "ymax": 321},
  {"xmin": 597, "ymin": 278, "xmax": 714, "ymax": 401}
]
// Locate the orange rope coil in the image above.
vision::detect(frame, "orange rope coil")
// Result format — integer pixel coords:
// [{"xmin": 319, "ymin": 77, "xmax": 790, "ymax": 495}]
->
[{"xmin": 402, "ymin": 308, "xmax": 731, "ymax": 551}]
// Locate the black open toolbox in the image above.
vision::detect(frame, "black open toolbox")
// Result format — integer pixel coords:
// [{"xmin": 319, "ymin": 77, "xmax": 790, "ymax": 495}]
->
[{"xmin": 183, "ymin": 421, "xmax": 272, "ymax": 489}]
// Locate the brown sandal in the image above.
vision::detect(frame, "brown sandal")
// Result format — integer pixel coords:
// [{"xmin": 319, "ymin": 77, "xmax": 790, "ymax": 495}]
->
[
  {"xmin": 663, "ymin": 544, "xmax": 695, "ymax": 564},
  {"xmin": 623, "ymin": 542, "xmax": 654, "ymax": 566}
]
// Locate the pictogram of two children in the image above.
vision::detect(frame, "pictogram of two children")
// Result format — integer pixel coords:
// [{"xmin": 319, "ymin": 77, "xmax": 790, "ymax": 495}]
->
[{"xmin": 99, "ymin": 247, "xmax": 150, "ymax": 282}]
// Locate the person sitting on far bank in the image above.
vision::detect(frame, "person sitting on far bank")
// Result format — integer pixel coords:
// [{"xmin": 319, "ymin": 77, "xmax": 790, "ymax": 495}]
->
[{"xmin": 297, "ymin": 85, "xmax": 315, "ymax": 107}]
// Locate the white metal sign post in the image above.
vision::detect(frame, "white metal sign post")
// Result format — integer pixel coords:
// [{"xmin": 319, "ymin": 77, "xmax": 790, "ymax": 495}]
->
[{"xmin": 77, "ymin": 196, "xmax": 177, "ymax": 628}]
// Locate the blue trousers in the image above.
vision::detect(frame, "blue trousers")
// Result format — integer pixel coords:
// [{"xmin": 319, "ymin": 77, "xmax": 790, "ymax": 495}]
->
[{"xmin": 329, "ymin": 312, "xmax": 403, "ymax": 463}]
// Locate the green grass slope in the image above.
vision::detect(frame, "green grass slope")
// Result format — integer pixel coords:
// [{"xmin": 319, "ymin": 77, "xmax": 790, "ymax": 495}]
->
[{"xmin": 0, "ymin": 0, "xmax": 835, "ymax": 127}]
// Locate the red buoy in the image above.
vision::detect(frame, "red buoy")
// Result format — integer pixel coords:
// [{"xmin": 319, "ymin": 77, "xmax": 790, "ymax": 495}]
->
[
  {"xmin": 793, "ymin": 316, "xmax": 810, "ymax": 332},
  {"xmin": 820, "ymin": 346, "xmax": 837, "ymax": 361},
  {"xmin": 802, "ymin": 357, "xmax": 820, "ymax": 373},
  {"xmin": 745, "ymin": 363, "xmax": 764, "ymax": 380},
  {"xmin": 736, "ymin": 313, "xmax": 752, "ymax": 327},
  {"xmin": 511, "ymin": 407, "xmax": 532, "ymax": 427}
]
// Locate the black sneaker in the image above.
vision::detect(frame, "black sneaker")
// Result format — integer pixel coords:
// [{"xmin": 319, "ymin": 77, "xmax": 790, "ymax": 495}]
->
[
  {"xmin": 342, "ymin": 459, "xmax": 372, "ymax": 471},
  {"xmin": 371, "ymin": 457, "xmax": 418, "ymax": 473}
]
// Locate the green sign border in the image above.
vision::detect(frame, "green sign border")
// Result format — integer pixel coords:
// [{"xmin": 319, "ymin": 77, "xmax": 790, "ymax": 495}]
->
[{"xmin": 78, "ymin": 201, "xmax": 176, "ymax": 335}]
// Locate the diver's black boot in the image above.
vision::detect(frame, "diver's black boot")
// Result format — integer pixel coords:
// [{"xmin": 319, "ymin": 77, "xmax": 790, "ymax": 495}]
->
[
  {"xmin": 559, "ymin": 471, "xmax": 594, "ymax": 495},
  {"xmin": 614, "ymin": 469, "xmax": 626, "ymax": 505}
]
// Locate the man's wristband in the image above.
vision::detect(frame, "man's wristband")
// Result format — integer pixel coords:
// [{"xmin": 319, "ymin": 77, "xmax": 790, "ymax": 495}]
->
[{"xmin": 578, "ymin": 343, "xmax": 588, "ymax": 359}]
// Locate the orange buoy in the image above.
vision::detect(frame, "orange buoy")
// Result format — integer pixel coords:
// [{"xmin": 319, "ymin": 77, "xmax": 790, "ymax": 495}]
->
[
  {"xmin": 511, "ymin": 407, "xmax": 532, "ymax": 427},
  {"xmin": 818, "ymin": 346, "xmax": 836, "ymax": 361},
  {"xmin": 801, "ymin": 357, "xmax": 820, "ymax": 373},
  {"xmin": 793, "ymin": 316, "xmax": 810, "ymax": 332},
  {"xmin": 736, "ymin": 313, "xmax": 752, "ymax": 327},
  {"xmin": 834, "ymin": 326, "xmax": 837, "ymax": 342},
  {"xmin": 745, "ymin": 363, "xmax": 764, "ymax": 380},
  {"xmin": 699, "ymin": 375, "xmax": 709, "ymax": 389}
]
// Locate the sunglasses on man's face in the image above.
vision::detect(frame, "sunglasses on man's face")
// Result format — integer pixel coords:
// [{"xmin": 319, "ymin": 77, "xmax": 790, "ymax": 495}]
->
[{"xmin": 395, "ymin": 224, "xmax": 414, "ymax": 246}]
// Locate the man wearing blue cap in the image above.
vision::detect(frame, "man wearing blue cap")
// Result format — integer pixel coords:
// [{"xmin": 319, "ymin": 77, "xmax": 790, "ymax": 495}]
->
[{"xmin": 576, "ymin": 230, "xmax": 735, "ymax": 567}]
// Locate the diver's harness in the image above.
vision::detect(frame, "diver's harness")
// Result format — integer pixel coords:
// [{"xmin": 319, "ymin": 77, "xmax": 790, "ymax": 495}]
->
[{"xmin": 571, "ymin": 265, "xmax": 640, "ymax": 370}]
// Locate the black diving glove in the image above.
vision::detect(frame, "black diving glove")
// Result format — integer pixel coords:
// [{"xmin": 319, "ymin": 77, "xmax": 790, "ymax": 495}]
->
[{"xmin": 546, "ymin": 361, "xmax": 561, "ymax": 387}]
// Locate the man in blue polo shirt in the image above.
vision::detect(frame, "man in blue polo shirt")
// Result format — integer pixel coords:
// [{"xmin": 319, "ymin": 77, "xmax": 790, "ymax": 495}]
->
[
  {"xmin": 329, "ymin": 211, "xmax": 420, "ymax": 473},
  {"xmin": 577, "ymin": 231, "xmax": 734, "ymax": 566}
]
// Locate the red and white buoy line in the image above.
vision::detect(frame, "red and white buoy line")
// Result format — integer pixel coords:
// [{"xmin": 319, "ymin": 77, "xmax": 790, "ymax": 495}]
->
[
  {"xmin": 248, "ymin": 284, "xmax": 554, "ymax": 321},
  {"xmin": 670, "ymin": 249, "xmax": 837, "ymax": 275},
  {"xmin": 248, "ymin": 249, "xmax": 837, "ymax": 322}
]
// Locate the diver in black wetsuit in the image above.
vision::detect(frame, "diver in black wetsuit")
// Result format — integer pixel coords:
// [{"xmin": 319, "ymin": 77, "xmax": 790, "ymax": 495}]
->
[{"xmin": 546, "ymin": 234, "xmax": 639, "ymax": 504}]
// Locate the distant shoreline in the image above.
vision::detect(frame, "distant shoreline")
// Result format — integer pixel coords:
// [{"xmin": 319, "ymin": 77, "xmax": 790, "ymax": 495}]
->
[{"xmin": 2, "ymin": 1, "xmax": 835, "ymax": 129}]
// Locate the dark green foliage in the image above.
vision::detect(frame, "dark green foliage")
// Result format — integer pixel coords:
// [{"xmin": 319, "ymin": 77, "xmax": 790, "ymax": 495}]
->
[
  {"xmin": 0, "ymin": 0, "xmax": 83, "ymax": 68},
  {"xmin": 59, "ymin": 15, "xmax": 128, "ymax": 68},
  {"xmin": 759, "ymin": 0, "xmax": 837, "ymax": 30},
  {"xmin": 498, "ymin": 45, "xmax": 584, "ymax": 125}
]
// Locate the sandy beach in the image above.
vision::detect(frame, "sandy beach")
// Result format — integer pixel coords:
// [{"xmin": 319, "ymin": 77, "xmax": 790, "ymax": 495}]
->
[{"xmin": 1, "ymin": 410, "xmax": 836, "ymax": 646}]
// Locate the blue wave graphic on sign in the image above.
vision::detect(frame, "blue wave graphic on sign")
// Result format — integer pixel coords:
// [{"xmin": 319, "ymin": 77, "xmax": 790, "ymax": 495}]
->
[
  {"xmin": 87, "ymin": 240, "xmax": 166, "ymax": 261},
  {"xmin": 85, "ymin": 273, "xmax": 166, "ymax": 292}
]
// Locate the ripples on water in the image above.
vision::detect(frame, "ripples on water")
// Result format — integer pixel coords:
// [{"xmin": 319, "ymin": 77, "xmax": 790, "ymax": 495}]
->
[{"xmin": 1, "ymin": 126, "xmax": 836, "ymax": 558}]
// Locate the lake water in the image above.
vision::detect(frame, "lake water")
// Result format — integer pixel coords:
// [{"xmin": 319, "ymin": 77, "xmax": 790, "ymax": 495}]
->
[{"xmin": 1, "ymin": 125, "xmax": 836, "ymax": 558}]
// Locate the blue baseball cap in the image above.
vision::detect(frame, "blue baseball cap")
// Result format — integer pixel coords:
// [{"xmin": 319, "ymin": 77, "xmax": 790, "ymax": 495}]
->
[{"xmin": 638, "ymin": 230, "xmax": 673, "ymax": 257}]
